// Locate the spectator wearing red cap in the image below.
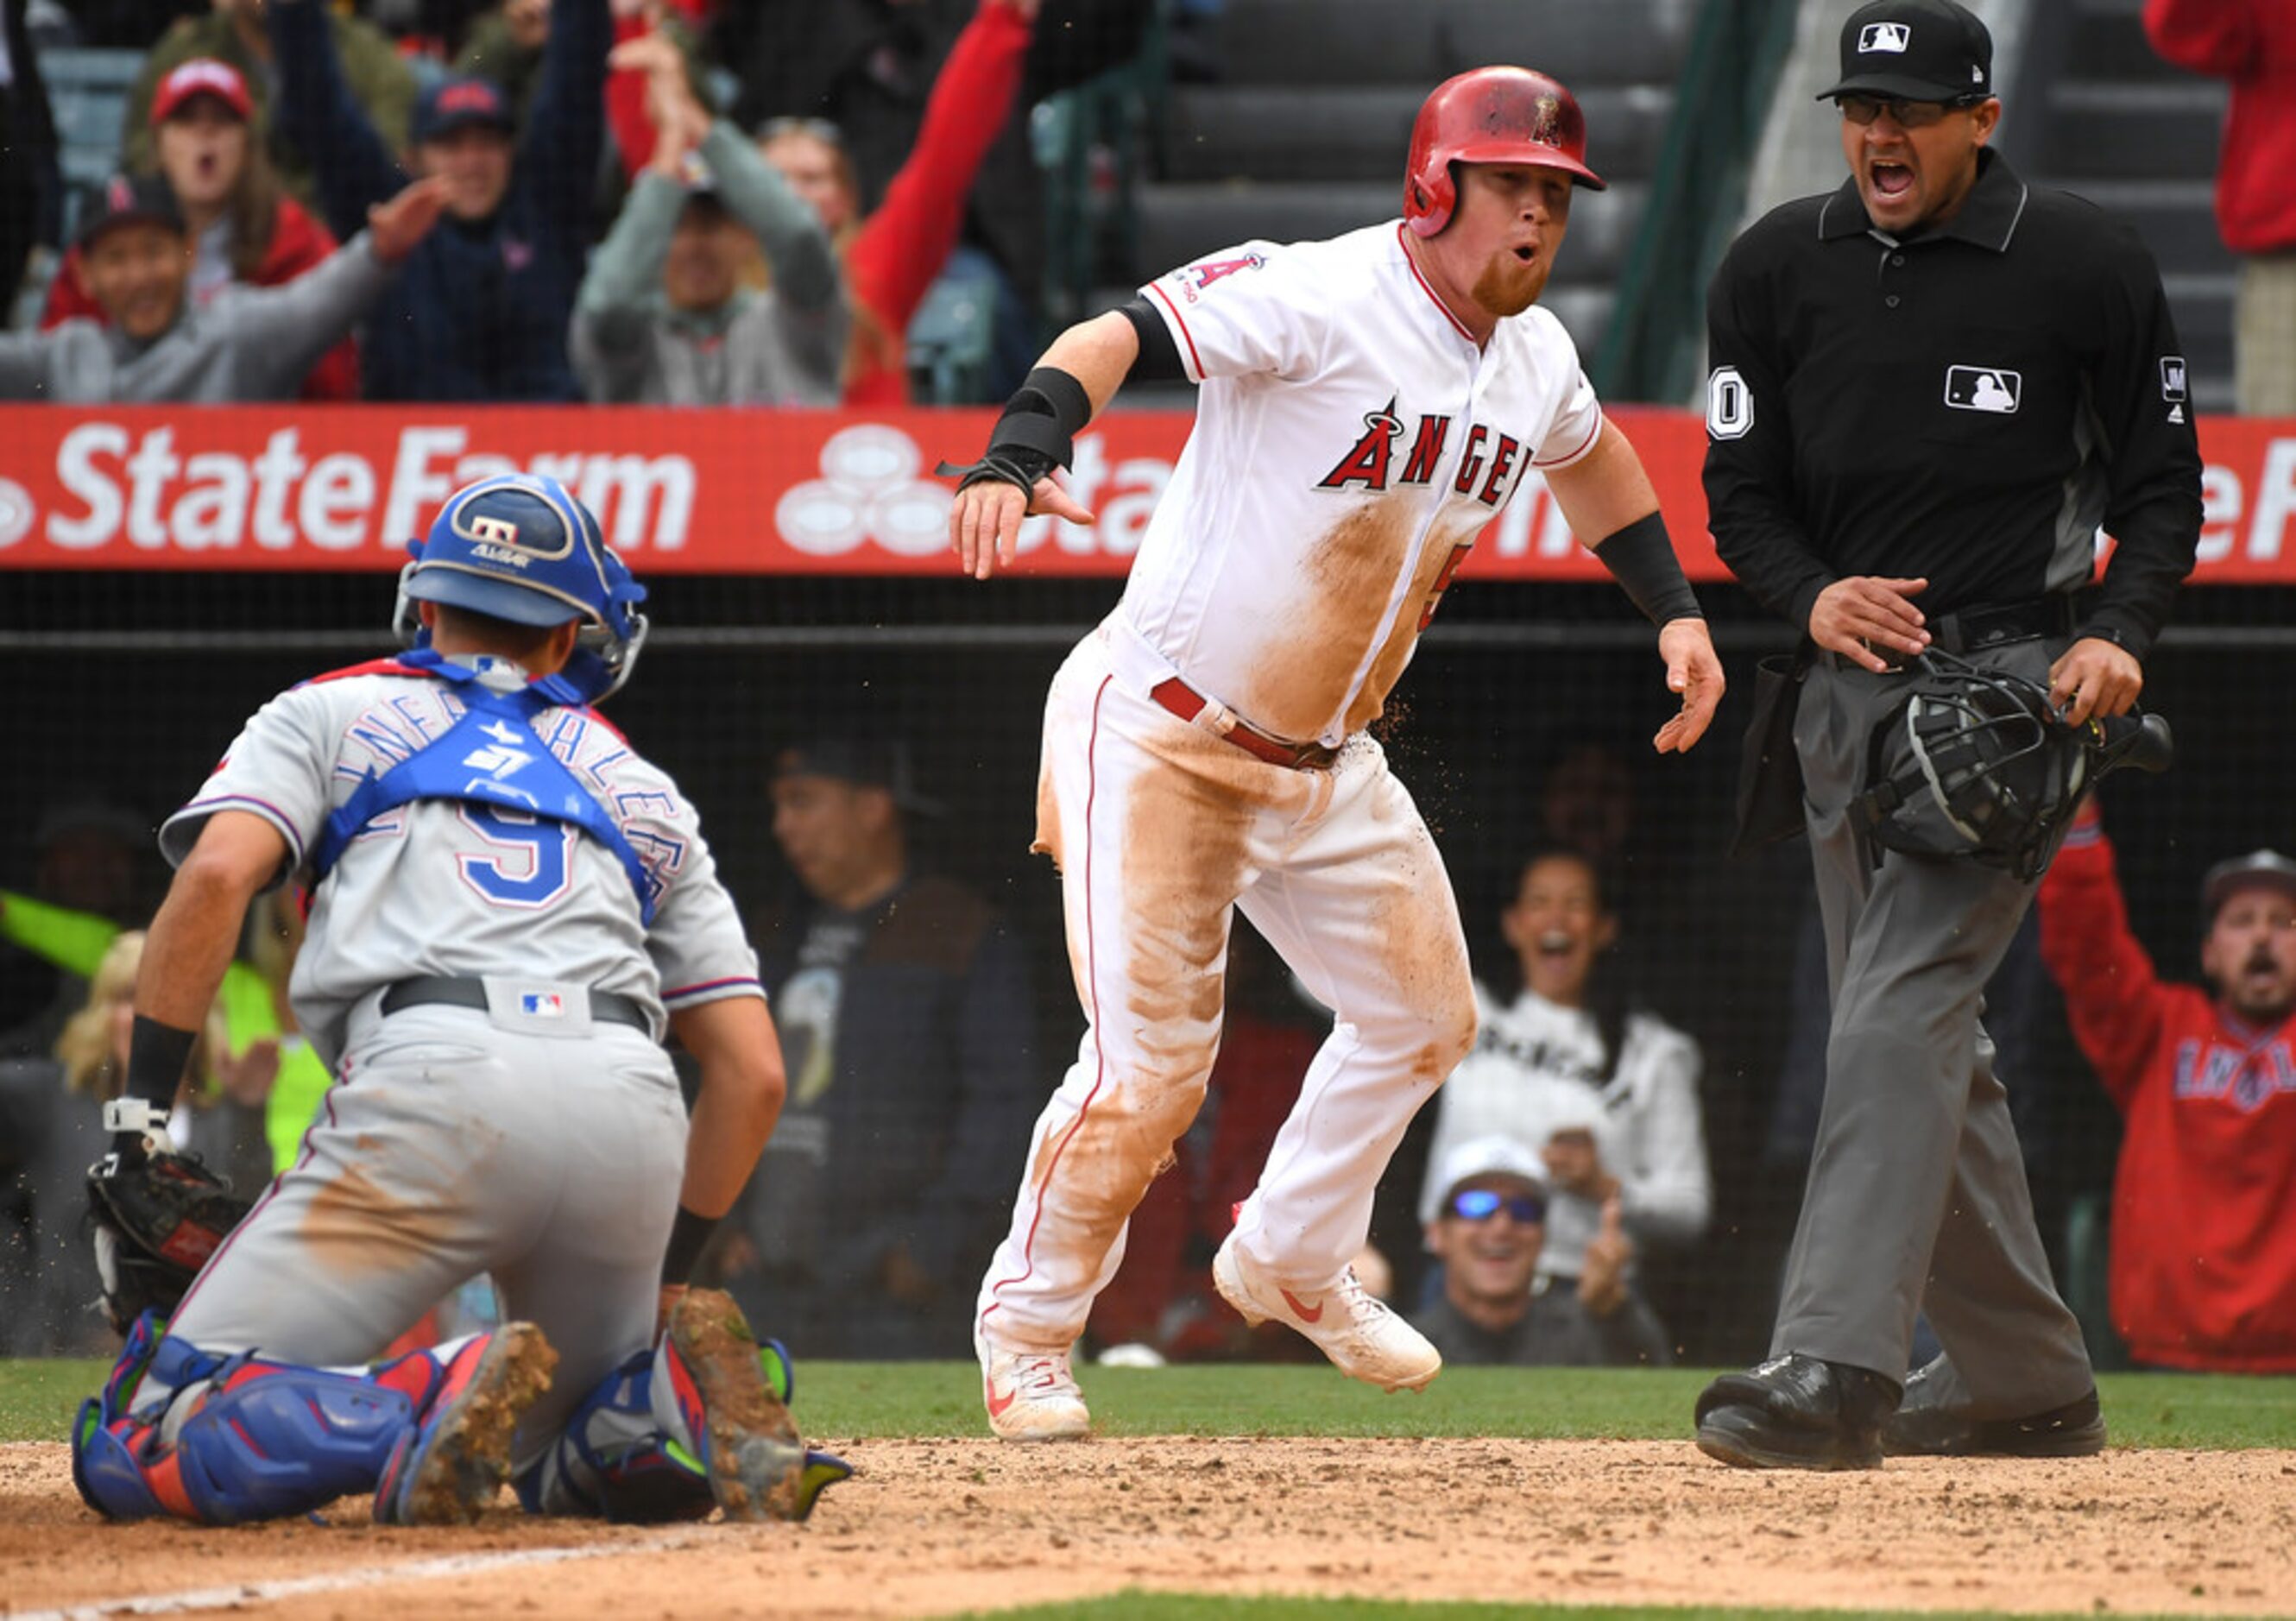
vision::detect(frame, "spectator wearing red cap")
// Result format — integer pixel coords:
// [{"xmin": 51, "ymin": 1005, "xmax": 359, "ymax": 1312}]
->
[
  {"xmin": 41, "ymin": 60, "xmax": 356, "ymax": 401},
  {"xmin": 122, "ymin": 0, "xmax": 416, "ymax": 213},
  {"xmin": 2038, "ymin": 800, "xmax": 2296, "ymax": 1372},
  {"xmin": 267, "ymin": 0, "xmax": 609, "ymax": 400},
  {"xmin": 0, "ymin": 171, "xmax": 446, "ymax": 402}
]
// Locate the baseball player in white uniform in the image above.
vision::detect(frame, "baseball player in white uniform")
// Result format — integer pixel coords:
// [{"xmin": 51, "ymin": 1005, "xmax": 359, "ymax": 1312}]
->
[
  {"xmin": 72, "ymin": 474, "xmax": 844, "ymax": 1526},
  {"xmin": 940, "ymin": 66, "xmax": 1726, "ymax": 1440}
]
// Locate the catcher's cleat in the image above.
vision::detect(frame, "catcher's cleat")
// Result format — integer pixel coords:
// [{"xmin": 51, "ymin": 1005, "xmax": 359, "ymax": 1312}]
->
[
  {"xmin": 1883, "ymin": 1355, "xmax": 2104, "ymax": 1457},
  {"xmin": 1211, "ymin": 1235, "xmax": 1441, "ymax": 1393},
  {"xmin": 375, "ymin": 1322, "xmax": 557, "ymax": 1526},
  {"xmin": 975, "ymin": 1325, "xmax": 1090, "ymax": 1442},
  {"xmin": 661, "ymin": 1289, "xmax": 810, "ymax": 1521},
  {"xmin": 1694, "ymin": 1353, "xmax": 1899, "ymax": 1472}
]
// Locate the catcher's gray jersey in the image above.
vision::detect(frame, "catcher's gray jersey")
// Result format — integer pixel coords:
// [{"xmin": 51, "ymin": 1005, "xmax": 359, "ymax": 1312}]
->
[{"xmin": 161, "ymin": 654, "xmax": 760, "ymax": 1067}]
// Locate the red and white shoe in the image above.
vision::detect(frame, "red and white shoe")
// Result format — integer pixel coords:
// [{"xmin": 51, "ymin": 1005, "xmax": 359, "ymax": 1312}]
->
[
  {"xmin": 1212, "ymin": 1234, "xmax": 1441, "ymax": 1392},
  {"xmin": 975, "ymin": 1326, "xmax": 1090, "ymax": 1442}
]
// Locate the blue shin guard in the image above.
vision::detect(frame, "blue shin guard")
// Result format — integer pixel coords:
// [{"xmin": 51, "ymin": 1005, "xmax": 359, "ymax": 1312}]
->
[
  {"xmin": 73, "ymin": 1314, "xmax": 419, "ymax": 1525},
  {"xmin": 518, "ymin": 1323, "xmax": 848, "ymax": 1523},
  {"xmin": 516, "ymin": 1348, "xmax": 716, "ymax": 1523}
]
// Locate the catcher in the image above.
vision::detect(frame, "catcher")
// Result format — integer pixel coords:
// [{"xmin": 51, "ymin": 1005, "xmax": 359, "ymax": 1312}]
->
[{"xmin": 74, "ymin": 473, "xmax": 846, "ymax": 1528}]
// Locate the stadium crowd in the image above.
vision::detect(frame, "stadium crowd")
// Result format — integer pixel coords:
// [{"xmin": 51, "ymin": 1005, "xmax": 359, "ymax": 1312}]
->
[
  {"xmin": 1, "ymin": 0, "xmax": 2290, "ymax": 1391},
  {"xmin": 0, "ymin": 0, "xmax": 1157, "ymax": 406}
]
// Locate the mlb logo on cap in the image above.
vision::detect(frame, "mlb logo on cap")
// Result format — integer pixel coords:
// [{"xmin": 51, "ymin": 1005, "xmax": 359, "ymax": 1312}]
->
[
  {"xmin": 521, "ymin": 992, "xmax": 565, "ymax": 1018},
  {"xmin": 1860, "ymin": 22, "xmax": 1911, "ymax": 52}
]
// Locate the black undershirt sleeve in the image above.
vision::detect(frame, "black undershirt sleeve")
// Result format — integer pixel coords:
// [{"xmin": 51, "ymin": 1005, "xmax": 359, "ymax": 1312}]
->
[{"xmin": 1117, "ymin": 295, "xmax": 1189, "ymax": 384}]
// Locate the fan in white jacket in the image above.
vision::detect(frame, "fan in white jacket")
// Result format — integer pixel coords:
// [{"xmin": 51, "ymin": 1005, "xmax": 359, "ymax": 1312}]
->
[{"xmin": 1421, "ymin": 848, "xmax": 1711, "ymax": 1284}]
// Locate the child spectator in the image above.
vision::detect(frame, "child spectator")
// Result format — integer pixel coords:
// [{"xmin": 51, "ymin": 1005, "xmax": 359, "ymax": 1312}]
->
[
  {"xmin": 123, "ymin": 0, "xmax": 416, "ymax": 211},
  {"xmin": 267, "ymin": 0, "xmax": 609, "ymax": 401},
  {"xmin": 43, "ymin": 60, "xmax": 356, "ymax": 401},
  {"xmin": 572, "ymin": 32, "xmax": 843, "ymax": 405},
  {"xmin": 755, "ymin": 0, "xmax": 1037, "ymax": 406},
  {"xmin": 2038, "ymin": 800, "xmax": 2296, "ymax": 1372},
  {"xmin": 0, "ymin": 170, "xmax": 445, "ymax": 401}
]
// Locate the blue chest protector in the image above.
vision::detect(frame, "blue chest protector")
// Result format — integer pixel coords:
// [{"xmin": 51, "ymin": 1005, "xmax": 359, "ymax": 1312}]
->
[{"xmin": 308, "ymin": 650, "xmax": 659, "ymax": 925}]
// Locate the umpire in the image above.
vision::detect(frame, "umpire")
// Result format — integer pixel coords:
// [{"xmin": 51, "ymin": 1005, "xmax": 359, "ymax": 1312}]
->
[{"xmin": 1694, "ymin": 0, "xmax": 2202, "ymax": 1469}]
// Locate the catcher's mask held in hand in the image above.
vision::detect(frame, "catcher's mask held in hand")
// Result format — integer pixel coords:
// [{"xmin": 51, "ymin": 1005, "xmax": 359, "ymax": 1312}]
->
[
  {"xmin": 392, "ymin": 473, "xmax": 651, "ymax": 703},
  {"xmin": 1853, "ymin": 650, "xmax": 2173, "ymax": 881}
]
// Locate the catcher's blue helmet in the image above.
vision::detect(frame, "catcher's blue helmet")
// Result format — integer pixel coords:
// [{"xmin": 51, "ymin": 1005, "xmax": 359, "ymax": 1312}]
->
[{"xmin": 394, "ymin": 474, "xmax": 649, "ymax": 699}]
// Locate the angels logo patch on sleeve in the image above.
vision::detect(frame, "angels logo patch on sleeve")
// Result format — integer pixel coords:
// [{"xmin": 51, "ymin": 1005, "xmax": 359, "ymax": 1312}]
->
[{"xmin": 1172, "ymin": 253, "xmax": 1267, "ymax": 303}]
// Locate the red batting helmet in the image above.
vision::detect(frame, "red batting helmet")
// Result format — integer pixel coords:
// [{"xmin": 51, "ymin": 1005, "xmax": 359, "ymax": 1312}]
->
[{"xmin": 1403, "ymin": 66, "xmax": 1606, "ymax": 237}]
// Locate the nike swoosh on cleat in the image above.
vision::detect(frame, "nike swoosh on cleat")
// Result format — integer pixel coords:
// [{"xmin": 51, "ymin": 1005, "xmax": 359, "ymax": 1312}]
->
[
  {"xmin": 987, "ymin": 1383, "xmax": 1019, "ymax": 1417},
  {"xmin": 1280, "ymin": 1289, "xmax": 1323, "ymax": 1324}
]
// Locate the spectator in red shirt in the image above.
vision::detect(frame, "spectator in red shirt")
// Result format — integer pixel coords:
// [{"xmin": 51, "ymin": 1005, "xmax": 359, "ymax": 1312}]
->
[
  {"xmin": 755, "ymin": 0, "xmax": 1037, "ymax": 407},
  {"xmin": 42, "ymin": 59, "xmax": 357, "ymax": 401},
  {"xmin": 2144, "ymin": 0, "xmax": 2296, "ymax": 413},
  {"xmin": 2038, "ymin": 799, "xmax": 2296, "ymax": 1372}
]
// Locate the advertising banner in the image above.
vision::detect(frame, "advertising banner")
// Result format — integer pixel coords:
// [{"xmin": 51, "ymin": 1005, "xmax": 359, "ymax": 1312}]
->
[{"xmin": 0, "ymin": 405, "xmax": 2287, "ymax": 583}]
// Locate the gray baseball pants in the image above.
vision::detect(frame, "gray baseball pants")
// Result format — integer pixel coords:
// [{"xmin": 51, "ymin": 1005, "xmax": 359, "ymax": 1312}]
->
[{"xmin": 1771, "ymin": 637, "xmax": 2094, "ymax": 1415}]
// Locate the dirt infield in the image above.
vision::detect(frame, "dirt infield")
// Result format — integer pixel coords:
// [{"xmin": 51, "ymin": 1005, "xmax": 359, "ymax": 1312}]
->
[{"xmin": 6, "ymin": 1435, "xmax": 2295, "ymax": 1619}]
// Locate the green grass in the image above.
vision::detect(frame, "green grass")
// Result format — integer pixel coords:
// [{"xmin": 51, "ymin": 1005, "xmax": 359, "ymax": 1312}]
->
[
  {"xmin": 8, "ymin": 1357, "xmax": 2294, "ymax": 1449},
  {"xmin": 966, "ymin": 1599, "xmax": 2204, "ymax": 1621}
]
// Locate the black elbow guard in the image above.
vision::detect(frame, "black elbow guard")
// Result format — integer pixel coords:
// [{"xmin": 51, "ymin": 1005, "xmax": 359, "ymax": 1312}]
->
[{"xmin": 1118, "ymin": 296, "xmax": 1188, "ymax": 383}]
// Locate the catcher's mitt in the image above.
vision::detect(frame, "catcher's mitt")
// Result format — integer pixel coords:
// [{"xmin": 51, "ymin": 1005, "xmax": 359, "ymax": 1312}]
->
[{"xmin": 85, "ymin": 1148, "xmax": 252, "ymax": 1335}]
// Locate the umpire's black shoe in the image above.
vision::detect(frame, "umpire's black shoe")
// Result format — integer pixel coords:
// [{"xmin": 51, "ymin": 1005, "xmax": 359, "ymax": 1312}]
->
[
  {"xmin": 1883, "ymin": 1357, "xmax": 2105, "ymax": 1458},
  {"xmin": 1694, "ymin": 1353, "xmax": 1901, "ymax": 1471}
]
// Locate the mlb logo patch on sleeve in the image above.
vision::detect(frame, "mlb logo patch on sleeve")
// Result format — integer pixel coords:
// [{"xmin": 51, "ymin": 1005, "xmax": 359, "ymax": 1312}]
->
[
  {"xmin": 1943, "ymin": 366, "xmax": 2020, "ymax": 414},
  {"xmin": 2160, "ymin": 357, "xmax": 2187, "ymax": 401}
]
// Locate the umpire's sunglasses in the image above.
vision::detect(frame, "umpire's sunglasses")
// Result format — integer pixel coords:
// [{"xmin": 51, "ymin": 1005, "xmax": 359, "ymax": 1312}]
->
[
  {"xmin": 1837, "ymin": 93, "xmax": 1989, "ymax": 129},
  {"xmin": 1446, "ymin": 1188, "xmax": 1547, "ymax": 1224}
]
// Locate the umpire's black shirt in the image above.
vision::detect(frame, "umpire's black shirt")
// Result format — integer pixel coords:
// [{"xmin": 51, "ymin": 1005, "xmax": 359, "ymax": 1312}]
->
[{"xmin": 1703, "ymin": 148, "xmax": 2202, "ymax": 659}]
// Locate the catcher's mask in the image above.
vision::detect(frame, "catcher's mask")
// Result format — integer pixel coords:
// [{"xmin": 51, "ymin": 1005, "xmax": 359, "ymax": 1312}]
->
[
  {"xmin": 1853, "ymin": 650, "xmax": 2173, "ymax": 882},
  {"xmin": 393, "ymin": 473, "xmax": 651, "ymax": 703}
]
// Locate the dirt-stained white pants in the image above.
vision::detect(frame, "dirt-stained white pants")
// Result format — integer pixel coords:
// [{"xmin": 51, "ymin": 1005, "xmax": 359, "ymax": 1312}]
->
[{"xmin": 975, "ymin": 623, "xmax": 1477, "ymax": 1352}]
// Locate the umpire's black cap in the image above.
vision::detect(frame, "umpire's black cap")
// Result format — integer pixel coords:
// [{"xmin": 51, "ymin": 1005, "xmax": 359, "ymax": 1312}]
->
[{"xmin": 1816, "ymin": 0, "xmax": 1993, "ymax": 103}]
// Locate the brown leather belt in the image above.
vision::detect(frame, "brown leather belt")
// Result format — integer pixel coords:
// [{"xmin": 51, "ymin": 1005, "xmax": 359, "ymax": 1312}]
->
[{"xmin": 1149, "ymin": 678, "xmax": 1340, "ymax": 772}]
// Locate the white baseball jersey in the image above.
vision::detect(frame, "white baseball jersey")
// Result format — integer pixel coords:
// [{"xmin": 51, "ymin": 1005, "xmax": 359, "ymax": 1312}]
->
[
  {"xmin": 161, "ymin": 654, "xmax": 760, "ymax": 1068},
  {"xmin": 1130, "ymin": 222, "xmax": 1604, "ymax": 747},
  {"xmin": 1422, "ymin": 984, "xmax": 1711, "ymax": 1277}
]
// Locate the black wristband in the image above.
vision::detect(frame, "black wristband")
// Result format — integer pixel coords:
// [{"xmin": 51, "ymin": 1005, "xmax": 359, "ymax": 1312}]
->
[
  {"xmin": 1013, "ymin": 365, "xmax": 1092, "ymax": 436},
  {"xmin": 661, "ymin": 1204, "xmax": 720, "ymax": 1284},
  {"xmin": 123, "ymin": 1016, "xmax": 197, "ymax": 1113},
  {"xmin": 1593, "ymin": 511, "xmax": 1703, "ymax": 628}
]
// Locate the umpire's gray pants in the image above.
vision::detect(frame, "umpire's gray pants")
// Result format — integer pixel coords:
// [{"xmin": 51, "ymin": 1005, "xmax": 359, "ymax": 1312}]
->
[{"xmin": 1772, "ymin": 639, "xmax": 2092, "ymax": 1414}]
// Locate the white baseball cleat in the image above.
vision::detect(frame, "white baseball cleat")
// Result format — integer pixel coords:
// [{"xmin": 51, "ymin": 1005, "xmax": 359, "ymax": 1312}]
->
[
  {"xmin": 1212, "ymin": 1234, "xmax": 1442, "ymax": 1392},
  {"xmin": 975, "ymin": 1327, "xmax": 1091, "ymax": 1442}
]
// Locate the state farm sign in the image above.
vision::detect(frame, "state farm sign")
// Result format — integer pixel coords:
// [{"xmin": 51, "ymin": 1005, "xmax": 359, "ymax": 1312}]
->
[
  {"xmin": 28, "ymin": 420, "xmax": 695, "ymax": 556},
  {"xmin": 0, "ymin": 404, "xmax": 2289, "ymax": 582}
]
